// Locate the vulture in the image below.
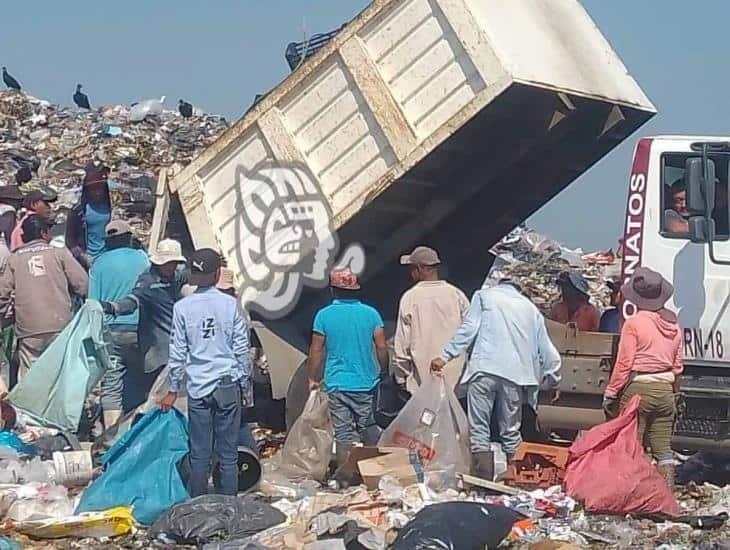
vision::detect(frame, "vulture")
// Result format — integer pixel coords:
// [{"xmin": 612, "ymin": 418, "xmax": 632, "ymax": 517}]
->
[
  {"xmin": 178, "ymin": 99, "xmax": 193, "ymax": 118},
  {"xmin": 2, "ymin": 67, "xmax": 21, "ymax": 91},
  {"xmin": 73, "ymin": 84, "xmax": 91, "ymax": 109}
]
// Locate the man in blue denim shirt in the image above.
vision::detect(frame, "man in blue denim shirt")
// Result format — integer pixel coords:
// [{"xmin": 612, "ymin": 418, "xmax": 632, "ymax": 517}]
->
[
  {"xmin": 431, "ymin": 279, "xmax": 561, "ymax": 479},
  {"xmin": 160, "ymin": 248, "xmax": 252, "ymax": 497},
  {"xmin": 101, "ymin": 239, "xmax": 187, "ymax": 410}
]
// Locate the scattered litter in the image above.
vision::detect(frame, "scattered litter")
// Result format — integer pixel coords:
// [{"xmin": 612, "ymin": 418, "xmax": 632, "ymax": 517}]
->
[{"xmin": 12, "ymin": 506, "xmax": 134, "ymax": 539}]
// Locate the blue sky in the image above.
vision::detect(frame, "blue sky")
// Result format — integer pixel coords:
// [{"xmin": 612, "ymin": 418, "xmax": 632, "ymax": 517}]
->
[{"xmin": 0, "ymin": 1, "xmax": 725, "ymax": 251}]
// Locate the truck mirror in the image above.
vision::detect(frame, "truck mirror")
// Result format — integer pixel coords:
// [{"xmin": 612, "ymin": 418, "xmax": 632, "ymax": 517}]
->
[
  {"xmin": 685, "ymin": 157, "xmax": 716, "ymax": 215},
  {"xmin": 687, "ymin": 216, "xmax": 712, "ymax": 243}
]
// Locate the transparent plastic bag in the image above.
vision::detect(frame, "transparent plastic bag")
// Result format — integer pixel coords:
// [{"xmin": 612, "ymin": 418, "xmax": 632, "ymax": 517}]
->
[
  {"xmin": 279, "ymin": 391, "xmax": 333, "ymax": 482},
  {"xmin": 129, "ymin": 96, "xmax": 165, "ymax": 122},
  {"xmin": 378, "ymin": 375, "xmax": 469, "ymax": 486}
]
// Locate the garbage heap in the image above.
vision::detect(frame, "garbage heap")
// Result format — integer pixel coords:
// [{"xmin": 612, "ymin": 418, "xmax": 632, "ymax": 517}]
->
[
  {"xmin": 484, "ymin": 224, "xmax": 621, "ymax": 314},
  {"xmin": 0, "ymin": 90, "xmax": 229, "ymax": 243}
]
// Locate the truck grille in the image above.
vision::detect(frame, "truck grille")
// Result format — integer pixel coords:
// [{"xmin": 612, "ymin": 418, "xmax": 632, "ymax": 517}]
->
[{"xmin": 675, "ymin": 397, "xmax": 730, "ymax": 439}]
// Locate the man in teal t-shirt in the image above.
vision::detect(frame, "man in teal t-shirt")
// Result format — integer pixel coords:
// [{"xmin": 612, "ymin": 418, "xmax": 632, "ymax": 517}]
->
[
  {"xmin": 307, "ymin": 267, "xmax": 389, "ymax": 470},
  {"xmin": 89, "ymin": 220, "xmax": 149, "ymax": 427}
]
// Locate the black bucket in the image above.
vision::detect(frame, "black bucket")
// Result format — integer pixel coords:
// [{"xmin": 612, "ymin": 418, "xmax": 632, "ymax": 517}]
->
[{"xmin": 178, "ymin": 446, "xmax": 262, "ymax": 493}]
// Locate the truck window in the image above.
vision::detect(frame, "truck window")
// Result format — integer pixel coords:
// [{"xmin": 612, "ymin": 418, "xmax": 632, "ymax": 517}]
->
[{"xmin": 660, "ymin": 153, "xmax": 729, "ymax": 239}]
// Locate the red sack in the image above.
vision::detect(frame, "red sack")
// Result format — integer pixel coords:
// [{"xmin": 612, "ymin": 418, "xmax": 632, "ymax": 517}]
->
[{"xmin": 563, "ymin": 395, "xmax": 681, "ymax": 516}]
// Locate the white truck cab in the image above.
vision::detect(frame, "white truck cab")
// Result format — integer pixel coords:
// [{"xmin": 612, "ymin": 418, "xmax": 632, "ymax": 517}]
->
[{"xmin": 620, "ymin": 136, "xmax": 730, "ymax": 447}]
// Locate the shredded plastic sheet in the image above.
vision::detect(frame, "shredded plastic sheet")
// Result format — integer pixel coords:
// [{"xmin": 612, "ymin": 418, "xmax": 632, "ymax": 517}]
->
[{"xmin": 14, "ymin": 506, "xmax": 134, "ymax": 539}]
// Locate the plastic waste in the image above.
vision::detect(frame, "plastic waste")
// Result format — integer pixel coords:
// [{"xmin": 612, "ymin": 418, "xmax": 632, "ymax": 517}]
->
[
  {"xmin": 76, "ymin": 408, "xmax": 189, "ymax": 525},
  {"xmin": 391, "ymin": 502, "xmax": 524, "ymax": 550},
  {"xmin": 14, "ymin": 506, "xmax": 134, "ymax": 539},
  {"xmin": 279, "ymin": 390, "xmax": 333, "ymax": 482},
  {"xmin": 378, "ymin": 375, "xmax": 469, "ymax": 486},
  {"xmin": 150, "ymin": 494, "xmax": 286, "ymax": 545},
  {"xmin": 0, "ymin": 431, "xmax": 35, "ymax": 457},
  {"xmin": 6, "ymin": 484, "xmax": 74, "ymax": 521},
  {"xmin": 129, "ymin": 96, "xmax": 166, "ymax": 122},
  {"xmin": 564, "ymin": 395, "xmax": 682, "ymax": 516},
  {"xmin": 7, "ymin": 301, "xmax": 112, "ymax": 432},
  {"xmin": 0, "ymin": 457, "xmax": 55, "ymax": 484},
  {"xmin": 490, "ymin": 442, "xmax": 508, "ymax": 481}
]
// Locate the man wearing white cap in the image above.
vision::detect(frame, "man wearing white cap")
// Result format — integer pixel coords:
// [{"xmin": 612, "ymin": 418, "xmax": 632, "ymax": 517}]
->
[
  {"xmin": 101, "ymin": 238, "xmax": 187, "ymax": 410},
  {"xmin": 90, "ymin": 220, "xmax": 150, "ymax": 427}
]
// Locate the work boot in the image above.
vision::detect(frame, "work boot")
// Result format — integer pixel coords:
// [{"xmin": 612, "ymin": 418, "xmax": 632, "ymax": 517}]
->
[
  {"xmin": 333, "ymin": 443, "xmax": 355, "ymax": 488},
  {"xmin": 103, "ymin": 410, "xmax": 122, "ymax": 430},
  {"xmin": 471, "ymin": 450, "xmax": 495, "ymax": 481},
  {"xmin": 658, "ymin": 463, "xmax": 676, "ymax": 492}
]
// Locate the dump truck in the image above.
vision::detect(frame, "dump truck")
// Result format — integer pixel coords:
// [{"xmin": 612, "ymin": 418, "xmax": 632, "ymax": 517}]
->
[
  {"xmin": 151, "ymin": 0, "xmax": 656, "ymax": 427},
  {"xmin": 539, "ymin": 136, "xmax": 730, "ymax": 450}
]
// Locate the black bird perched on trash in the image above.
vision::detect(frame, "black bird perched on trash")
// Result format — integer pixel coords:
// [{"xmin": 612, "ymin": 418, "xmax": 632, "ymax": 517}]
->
[
  {"xmin": 178, "ymin": 99, "xmax": 193, "ymax": 118},
  {"xmin": 73, "ymin": 84, "xmax": 90, "ymax": 109},
  {"xmin": 2, "ymin": 67, "xmax": 21, "ymax": 91}
]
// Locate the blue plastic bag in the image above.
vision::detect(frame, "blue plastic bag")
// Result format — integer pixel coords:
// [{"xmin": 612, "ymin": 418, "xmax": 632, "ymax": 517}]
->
[
  {"xmin": 77, "ymin": 408, "xmax": 189, "ymax": 525},
  {"xmin": 0, "ymin": 431, "xmax": 35, "ymax": 457}
]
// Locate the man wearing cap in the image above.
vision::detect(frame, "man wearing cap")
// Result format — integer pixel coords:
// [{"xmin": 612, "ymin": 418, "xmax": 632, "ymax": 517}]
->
[
  {"xmin": 548, "ymin": 272, "xmax": 600, "ymax": 332},
  {"xmin": 89, "ymin": 220, "xmax": 150, "ymax": 427},
  {"xmin": 395, "ymin": 246, "xmax": 469, "ymax": 394},
  {"xmin": 307, "ymin": 267, "xmax": 389, "ymax": 471},
  {"xmin": 431, "ymin": 278, "xmax": 562, "ymax": 479},
  {"xmin": 101, "ymin": 239, "xmax": 187, "ymax": 410},
  {"xmin": 10, "ymin": 189, "xmax": 57, "ymax": 252},
  {"xmin": 603, "ymin": 267, "xmax": 683, "ymax": 488},
  {"xmin": 160, "ymin": 249, "xmax": 252, "ymax": 497},
  {"xmin": 0, "ymin": 215, "xmax": 88, "ymax": 378},
  {"xmin": 66, "ymin": 160, "xmax": 112, "ymax": 267}
]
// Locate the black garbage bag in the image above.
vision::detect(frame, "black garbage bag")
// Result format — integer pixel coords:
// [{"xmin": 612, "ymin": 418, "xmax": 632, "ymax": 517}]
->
[
  {"xmin": 374, "ymin": 374, "xmax": 410, "ymax": 429},
  {"xmin": 391, "ymin": 502, "xmax": 524, "ymax": 550},
  {"xmin": 676, "ymin": 451, "xmax": 730, "ymax": 486},
  {"xmin": 149, "ymin": 494, "xmax": 286, "ymax": 545}
]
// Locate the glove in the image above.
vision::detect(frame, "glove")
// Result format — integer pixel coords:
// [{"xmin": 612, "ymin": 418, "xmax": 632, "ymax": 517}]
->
[
  {"xmin": 100, "ymin": 301, "xmax": 116, "ymax": 316},
  {"xmin": 602, "ymin": 396, "xmax": 619, "ymax": 419}
]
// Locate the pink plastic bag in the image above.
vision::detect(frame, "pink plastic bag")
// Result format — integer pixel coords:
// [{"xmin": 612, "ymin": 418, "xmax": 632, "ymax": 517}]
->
[{"xmin": 564, "ymin": 395, "xmax": 681, "ymax": 516}]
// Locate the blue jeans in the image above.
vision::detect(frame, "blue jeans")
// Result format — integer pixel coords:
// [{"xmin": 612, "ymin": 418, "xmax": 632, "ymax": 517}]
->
[
  {"xmin": 102, "ymin": 327, "xmax": 139, "ymax": 412},
  {"xmin": 188, "ymin": 378, "xmax": 241, "ymax": 497},
  {"xmin": 327, "ymin": 389, "xmax": 379, "ymax": 445},
  {"xmin": 467, "ymin": 374, "xmax": 524, "ymax": 455}
]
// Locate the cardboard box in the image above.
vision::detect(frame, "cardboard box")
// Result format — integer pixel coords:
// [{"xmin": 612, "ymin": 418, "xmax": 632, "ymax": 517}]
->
[{"xmin": 348, "ymin": 446, "xmax": 423, "ymax": 490}]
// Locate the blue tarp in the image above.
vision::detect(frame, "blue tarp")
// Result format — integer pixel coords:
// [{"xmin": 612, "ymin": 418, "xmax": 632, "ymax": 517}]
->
[
  {"xmin": 77, "ymin": 408, "xmax": 190, "ymax": 525},
  {"xmin": 7, "ymin": 301, "xmax": 112, "ymax": 431}
]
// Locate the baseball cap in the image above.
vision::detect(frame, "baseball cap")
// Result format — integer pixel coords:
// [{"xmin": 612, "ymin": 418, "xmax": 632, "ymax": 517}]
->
[
  {"xmin": 189, "ymin": 248, "xmax": 222, "ymax": 286},
  {"xmin": 22, "ymin": 189, "xmax": 57, "ymax": 209},
  {"xmin": 105, "ymin": 219, "xmax": 133, "ymax": 237},
  {"xmin": 400, "ymin": 246, "xmax": 440, "ymax": 266},
  {"xmin": 329, "ymin": 267, "xmax": 360, "ymax": 290},
  {"xmin": 149, "ymin": 239, "xmax": 186, "ymax": 266}
]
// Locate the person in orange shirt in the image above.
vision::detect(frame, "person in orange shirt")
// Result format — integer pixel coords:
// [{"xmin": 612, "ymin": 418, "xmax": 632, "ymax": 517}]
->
[{"xmin": 548, "ymin": 272, "xmax": 600, "ymax": 332}]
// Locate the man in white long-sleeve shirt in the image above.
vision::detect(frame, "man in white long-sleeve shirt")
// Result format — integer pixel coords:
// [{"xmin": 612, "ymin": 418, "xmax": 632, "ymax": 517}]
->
[
  {"xmin": 431, "ymin": 278, "xmax": 561, "ymax": 479},
  {"xmin": 160, "ymin": 248, "xmax": 252, "ymax": 497}
]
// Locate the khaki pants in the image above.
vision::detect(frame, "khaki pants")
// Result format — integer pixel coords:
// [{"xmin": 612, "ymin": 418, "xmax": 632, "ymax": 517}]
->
[
  {"xmin": 619, "ymin": 380, "xmax": 675, "ymax": 464},
  {"xmin": 17, "ymin": 333, "xmax": 57, "ymax": 380}
]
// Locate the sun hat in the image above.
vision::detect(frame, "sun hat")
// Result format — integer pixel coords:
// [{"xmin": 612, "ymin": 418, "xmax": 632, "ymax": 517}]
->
[{"xmin": 621, "ymin": 267, "xmax": 673, "ymax": 312}]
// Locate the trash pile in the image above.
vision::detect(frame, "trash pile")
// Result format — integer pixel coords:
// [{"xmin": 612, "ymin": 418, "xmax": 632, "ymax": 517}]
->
[
  {"xmin": 485, "ymin": 224, "xmax": 620, "ymax": 314},
  {"xmin": 0, "ymin": 90, "xmax": 228, "ymax": 242}
]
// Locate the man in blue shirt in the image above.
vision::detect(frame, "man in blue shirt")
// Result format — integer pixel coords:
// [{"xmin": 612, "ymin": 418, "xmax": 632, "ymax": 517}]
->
[
  {"xmin": 101, "ymin": 239, "xmax": 187, "ymax": 410},
  {"xmin": 307, "ymin": 267, "xmax": 388, "ymax": 471},
  {"xmin": 599, "ymin": 279, "xmax": 621, "ymax": 333},
  {"xmin": 431, "ymin": 278, "xmax": 562, "ymax": 480},
  {"xmin": 90, "ymin": 220, "xmax": 150, "ymax": 428},
  {"xmin": 160, "ymin": 248, "xmax": 252, "ymax": 497}
]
